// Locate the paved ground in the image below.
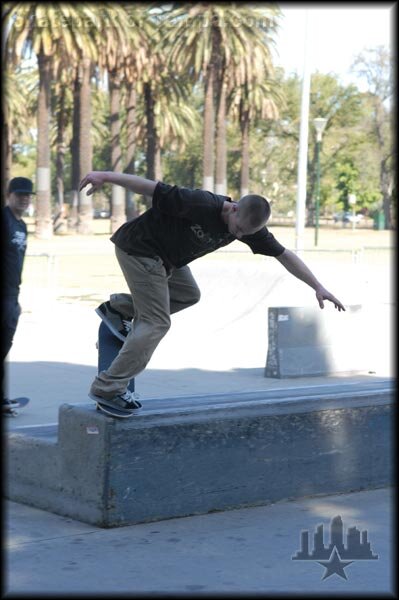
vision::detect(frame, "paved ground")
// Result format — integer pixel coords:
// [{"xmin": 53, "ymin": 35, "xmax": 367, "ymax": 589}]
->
[
  {"xmin": 4, "ymin": 245, "xmax": 394, "ymax": 595},
  {"xmin": 5, "ymin": 488, "xmax": 394, "ymax": 595}
]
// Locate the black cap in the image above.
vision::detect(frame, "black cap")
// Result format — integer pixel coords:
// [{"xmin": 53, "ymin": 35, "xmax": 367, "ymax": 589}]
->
[{"xmin": 8, "ymin": 177, "xmax": 36, "ymax": 195}]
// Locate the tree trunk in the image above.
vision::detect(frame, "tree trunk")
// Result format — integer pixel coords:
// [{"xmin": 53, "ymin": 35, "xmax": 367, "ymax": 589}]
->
[
  {"xmin": 144, "ymin": 82, "xmax": 157, "ymax": 209},
  {"xmin": 77, "ymin": 57, "xmax": 93, "ymax": 235},
  {"xmin": 109, "ymin": 69, "xmax": 125, "ymax": 233},
  {"xmin": 68, "ymin": 69, "xmax": 80, "ymax": 231},
  {"xmin": 54, "ymin": 84, "xmax": 67, "ymax": 234},
  {"xmin": 215, "ymin": 71, "xmax": 227, "ymax": 195},
  {"xmin": 240, "ymin": 107, "xmax": 250, "ymax": 198},
  {"xmin": 155, "ymin": 146, "xmax": 162, "ymax": 181},
  {"xmin": 144, "ymin": 82, "xmax": 156, "ymax": 179},
  {"xmin": 203, "ymin": 61, "xmax": 215, "ymax": 192},
  {"xmin": 35, "ymin": 50, "xmax": 53, "ymax": 239},
  {"xmin": 125, "ymin": 83, "xmax": 138, "ymax": 220}
]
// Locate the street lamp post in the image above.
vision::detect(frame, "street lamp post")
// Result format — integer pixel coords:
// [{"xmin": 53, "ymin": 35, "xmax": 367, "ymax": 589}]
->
[{"xmin": 313, "ymin": 117, "xmax": 327, "ymax": 246}]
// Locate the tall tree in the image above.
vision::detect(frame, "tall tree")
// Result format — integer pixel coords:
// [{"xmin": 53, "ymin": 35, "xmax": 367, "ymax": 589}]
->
[
  {"xmin": 53, "ymin": 73, "xmax": 70, "ymax": 233},
  {"xmin": 162, "ymin": 4, "xmax": 280, "ymax": 193},
  {"xmin": 97, "ymin": 4, "xmax": 148, "ymax": 231},
  {"xmin": 230, "ymin": 78, "xmax": 281, "ymax": 197},
  {"xmin": 76, "ymin": 55, "xmax": 94, "ymax": 234},
  {"xmin": 2, "ymin": 65, "xmax": 32, "ymax": 200},
  {"xmin": 136, "ymin": 70, "xmax": 200, "ymax": 208},
  {"xmin": 123, "ymin": 53, "xmax": 140, "ymax": 219},
  {"xmin": 69, "ymin": 66, "xmax": 81, "ymax": 231},
  {"xmin": 351, "ymin": 46, "xmax": 394, "ymax": 228},
  {"xmin": 5, "ymin": 3, "xmax": 99, "ymax": 238}
]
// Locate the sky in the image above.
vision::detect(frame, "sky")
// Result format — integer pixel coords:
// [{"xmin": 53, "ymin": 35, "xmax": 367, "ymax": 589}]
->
[{"xmin": 272, "ymin": 4, "xmax": 394, "ymax": 89}]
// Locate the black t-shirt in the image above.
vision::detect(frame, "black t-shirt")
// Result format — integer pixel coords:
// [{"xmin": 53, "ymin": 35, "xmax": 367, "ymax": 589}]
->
[
  {"xmin": 2, "ymin": 206, "xmax": 28, "ymax": 296},
  {"xmin": 111, "ymin": 182, "xmax": 285, "ymax": 270}
]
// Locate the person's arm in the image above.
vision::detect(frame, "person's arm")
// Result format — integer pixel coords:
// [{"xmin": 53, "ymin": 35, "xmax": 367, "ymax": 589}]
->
[
  {"xmin": 275, "ymin": 248, "xmax": 346, "ymax": 311},
  {"xmin": 79, "ymin": 171, "xmax": 158, "ymax": 197}
]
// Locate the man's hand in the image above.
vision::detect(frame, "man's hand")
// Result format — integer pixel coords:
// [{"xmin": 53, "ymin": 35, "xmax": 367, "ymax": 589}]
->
[
  {"xmin": 276, "ymin": 250, "xmax": 346, "ymax": 312},
  {"xmin": 79, "ymin": 171, "xmax": 108, "ymax": 196},
  {"xmin": 315, "ymin": 285, "xmax": 346, "ymax": 311}
]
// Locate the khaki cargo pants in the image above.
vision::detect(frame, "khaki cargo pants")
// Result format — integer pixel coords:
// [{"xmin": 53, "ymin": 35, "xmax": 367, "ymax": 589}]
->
[{"xmin": 90, "ymin": 246, "xmax": 201, "ymax": 399}]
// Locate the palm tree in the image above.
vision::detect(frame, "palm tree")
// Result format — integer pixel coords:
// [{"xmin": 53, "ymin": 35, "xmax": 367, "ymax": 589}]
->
[
  {"xmin": 5, "ymin": 3, "xmax": 100, "ymax": 238},
  {"xmin": 161, "ymin": 3, "xmax": 221, "ymax": 191},
  {"xmin": 2, "ymin": 65, "xmax": 33, "ymax": 199},
  {"xmin": 135, "ymin": 68, "xmax": 201, "ymax": 208},
  {"xmin": 228, "ymin": 58, "xmax": 284, "ymax": 196},
  {"xmin": 162, "ymin": 4, "xmax": 281, "ymax": 194},
  {"xmin": 97, "ymin": 5, "xmax": 148, "ymax": 231},
  {"xmin": 69, "ymin": 65, "xmax": 80, "ymax": 231},
  {"xmin": 213, "ymin": 6, "xmax": 281, "ymax": 195},
  {"xmin": 76, "ymin": 54, "xmax": 94, "ymax": 234},
  {"xmin": 124, "ymin": 75, "xmax": 138, "ymax": 219},
  {"xmin": 53, "ymin": 81, "xmax": 69, "ymax": 233},
  {"xmin": 51, "ymin": 48, "xmax": 74, "ymax": 233}
]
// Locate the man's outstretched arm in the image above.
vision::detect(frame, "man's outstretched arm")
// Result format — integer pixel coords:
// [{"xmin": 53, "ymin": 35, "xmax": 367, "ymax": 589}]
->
[
  {"xmin": 275, "ymin": 248, "xmax": 346, "ymax": 311},
  {"xmin": 79, "ymin": 171, "xmax": 158, "ymax": 197}
]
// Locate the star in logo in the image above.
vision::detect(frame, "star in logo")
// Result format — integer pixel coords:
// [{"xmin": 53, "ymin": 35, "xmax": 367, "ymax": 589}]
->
[{"xmin": 317, "ymin": 547, "xmax": 354, "ymax": 580}]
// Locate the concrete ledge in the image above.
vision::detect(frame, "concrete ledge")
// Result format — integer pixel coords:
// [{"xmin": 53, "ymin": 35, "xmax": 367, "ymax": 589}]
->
[
  {"xmin": 5, "ymin": 380, "xmax": 394, "ymax": 528},
  {"xmin": 265, "ymin": 305, "xmax": 369, "ymax": 377}
]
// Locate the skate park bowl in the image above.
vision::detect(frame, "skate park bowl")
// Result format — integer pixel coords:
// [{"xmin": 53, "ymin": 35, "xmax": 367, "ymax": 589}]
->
[{"xmin": 5, "ymin": 379, "xmax": 394, "ymax": 528}]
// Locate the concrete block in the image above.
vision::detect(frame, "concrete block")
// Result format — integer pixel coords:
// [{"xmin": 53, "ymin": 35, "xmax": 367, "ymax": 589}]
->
[
  {"xmin": 265, "ymin": 305, "xmax": 367, "ymax": 377},
  {"xmin": 5, "ymin": 380, "xmax": 394, "ymax": 528}
]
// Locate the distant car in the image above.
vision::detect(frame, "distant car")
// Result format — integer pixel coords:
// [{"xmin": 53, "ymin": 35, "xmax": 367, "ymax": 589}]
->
[
  {"xmin": 333, "ymin": 211, "xmax": 363, "ymax": 224},
  {"xmin": 93, "ymin": 208, "xmax": 110, "ymax": 219}
]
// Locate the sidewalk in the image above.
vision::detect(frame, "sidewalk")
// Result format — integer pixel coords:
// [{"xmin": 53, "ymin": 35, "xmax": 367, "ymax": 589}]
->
[{"xmin": 5, "ymin": 487, "xmax": 393, "ymax": 594}]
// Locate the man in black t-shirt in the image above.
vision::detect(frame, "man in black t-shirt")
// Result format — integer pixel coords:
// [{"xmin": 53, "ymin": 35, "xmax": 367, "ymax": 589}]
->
[
  {"xmin": 2, "ymin": 177, "xmax": 34, "ymax": 414},
  {"xmin": 79, "ymin": 171, "xmax": 345, "ymax": 414}
]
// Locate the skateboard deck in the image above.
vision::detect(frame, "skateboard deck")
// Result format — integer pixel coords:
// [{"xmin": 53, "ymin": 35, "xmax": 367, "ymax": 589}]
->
[
  {"xmin": 3, "ymin": 397, "xmax": 30, "ymax": 416},
  {"xmin": 95, "ymin": 320, "xmax": 138, "ymax": 418},
  {"xmin": 97, "ymin": 321, "xmax": 135, "ymax": 393},
  {"xmin": 10, "ymin": 397, "xmax": 30, "ymax": 408}
]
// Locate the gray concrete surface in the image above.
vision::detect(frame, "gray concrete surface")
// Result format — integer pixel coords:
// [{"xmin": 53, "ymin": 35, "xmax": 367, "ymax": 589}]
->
[
  {"xmin": 4, "ymin": 248, "xmax": 394, "ymax": 594},
  {"xmin": 5, "ymin": 487, "xmax": 394, "ymax": 594},
  {"xmin": 6, "ymin": 382, "xmax": 393, "ymax": 528}
]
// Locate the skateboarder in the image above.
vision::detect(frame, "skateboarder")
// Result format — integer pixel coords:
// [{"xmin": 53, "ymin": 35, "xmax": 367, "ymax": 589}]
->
[
  {"xmin": 79, "ymin": 171, "xmax": 345, "ymax": 414},
  {"xmin": 2, "ymin": 177, "xmax": 34, "ymax": 415}
]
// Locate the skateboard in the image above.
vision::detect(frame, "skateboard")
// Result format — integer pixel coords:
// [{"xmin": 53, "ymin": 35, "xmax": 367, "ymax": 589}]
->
[
  {"xmin": 3, "ymin": 397, "xmax": 30, "ymax": 416},
  {"xmin": 97, "ymin": 321, "xmax": 135, "ymax": 393},
  {"xmin": 95, "ymin": 320, "xmax": 138, "ymax": 418}
]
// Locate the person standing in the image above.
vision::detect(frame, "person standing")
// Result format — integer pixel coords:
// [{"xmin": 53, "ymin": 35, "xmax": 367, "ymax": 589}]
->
[{"xmin": 2, "ymin": 177, "xmax": 34, "ymax": 415}]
